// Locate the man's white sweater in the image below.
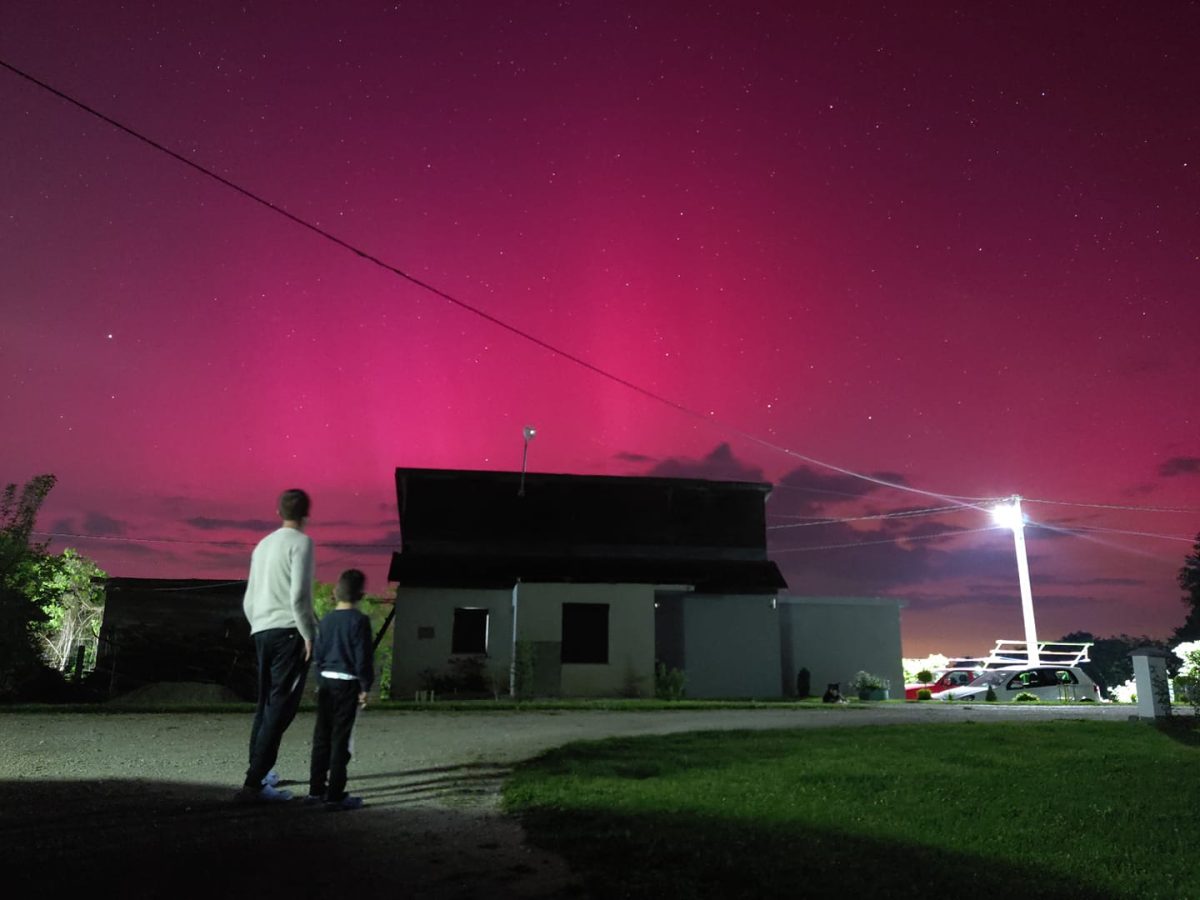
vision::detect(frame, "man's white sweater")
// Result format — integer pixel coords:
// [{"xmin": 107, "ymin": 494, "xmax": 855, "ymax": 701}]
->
[{"xmin": 243, "ymin": 526, "xmax": 317, "ymax": 642}]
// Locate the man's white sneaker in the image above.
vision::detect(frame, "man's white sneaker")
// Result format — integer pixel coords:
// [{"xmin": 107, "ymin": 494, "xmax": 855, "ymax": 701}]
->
[
  {"xmin": 257, "ymin": 784, "xmax": 293, "ymax": 802},
  {"xmin": 261, "ymin": 769, "xmax": 281, "ymax": 787}
]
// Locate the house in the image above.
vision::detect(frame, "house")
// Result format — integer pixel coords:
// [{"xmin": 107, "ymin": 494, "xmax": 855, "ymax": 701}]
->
[{"xmin": 387, "ymin": 466, "xmax": 792, "ymax": 699}]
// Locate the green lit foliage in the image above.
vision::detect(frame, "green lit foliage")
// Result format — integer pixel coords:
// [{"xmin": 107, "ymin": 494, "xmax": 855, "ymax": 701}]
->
[
  {"xmin": 17, "ymin": 548, "xmax": 107, "ymax": 671},
  {"xmin": 916, "ymin": 669, "xmax": 934, "ymax": 685},
  {"xmin": 1013, "ymin": 692, "xmax": 1040, "ymax": 702},
  {"xmin": 916, "ymin": 688, "xmax": 932, "ymax": 701}
]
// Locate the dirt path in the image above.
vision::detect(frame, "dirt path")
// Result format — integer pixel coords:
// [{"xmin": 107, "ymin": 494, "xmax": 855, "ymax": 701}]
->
[{"xmin": 0, "ymin": 703, "xmax": 1131, "ymax": 898}]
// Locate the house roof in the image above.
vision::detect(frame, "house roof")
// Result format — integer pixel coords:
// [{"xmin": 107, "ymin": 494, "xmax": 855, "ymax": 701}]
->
[{"xmin": 387, "ymin": 467, "xmax": 786, "ymax": 594}]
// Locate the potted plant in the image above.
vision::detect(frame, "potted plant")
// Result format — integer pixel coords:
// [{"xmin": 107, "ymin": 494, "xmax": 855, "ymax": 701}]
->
[{"xmin": 851, "ymin": 670, "xmax": 889, "ymax": 701}]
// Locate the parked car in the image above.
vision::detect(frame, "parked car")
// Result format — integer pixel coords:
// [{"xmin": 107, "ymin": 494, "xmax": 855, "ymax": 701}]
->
[
  {"xmin": 904, "ymin": 668, "xmax": 981, "ymax": 700},
  {"xmin": 939, "ymin": 666, "xmax": 1102, "ymax": 702}
]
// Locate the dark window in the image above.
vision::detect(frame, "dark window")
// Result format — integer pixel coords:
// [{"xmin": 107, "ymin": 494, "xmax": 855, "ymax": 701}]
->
[
  {"xmin": 561, "ymin": 603, "xmax": 609, "ymax": 664},
  {"xmin": 451, "ymin": 608, "xmax": 489, "ymax": 654}
]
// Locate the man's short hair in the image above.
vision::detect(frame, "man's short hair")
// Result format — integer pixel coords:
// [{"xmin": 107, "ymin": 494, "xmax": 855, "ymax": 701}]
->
[
  {"xmin": 278, "ymin": 489, "xmax": 311, "ymax": 522},
  {"xmin": 335, "ymin": 569, "xmax": 366, "ymax": 603}
]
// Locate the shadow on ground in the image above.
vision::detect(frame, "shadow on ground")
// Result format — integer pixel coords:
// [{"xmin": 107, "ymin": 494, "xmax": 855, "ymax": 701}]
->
[
  {"xmin": 0, "ymin": 778, "xmax": 583, "ymax": 899},
  {"xmin": 516, "ymin": 805, "xmax": 1124, "ymax": 900}
]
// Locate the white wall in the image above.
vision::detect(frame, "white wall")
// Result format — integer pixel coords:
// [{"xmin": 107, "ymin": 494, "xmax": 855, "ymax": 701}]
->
[
  {"xmin": 678, "ymin": 594, "xmax": 781, "ymax": 698},
  {"xmin": 390, "ymin": 586, "xmax": 513, "ymax": 699},
  {"xmin": 515, "ymin": 582, "xmax": 656, "ymax": 697},
  {"xmin": 778, "ymin": 596, "xmax": 905, "ymax": 697}
]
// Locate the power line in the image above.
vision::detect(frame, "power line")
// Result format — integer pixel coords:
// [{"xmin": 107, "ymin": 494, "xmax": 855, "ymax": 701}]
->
[
  {"xmin": 767, "ymin": 504, "xmax": 973, "ymax": 530},
  {"xmin": 769, "ymin": 525, "xmax": 999, "ymax": 554},
  {"xmin": 1033, "ymin": 523, "xmax": 1198, "ymax": 543},
  {"xmin": 1022, "ymin": 497, "xmax": 1200, "ymax": 515},
  {"xmin": 0, "ymin": 57, "xmax": 991, "ymax": 514}
]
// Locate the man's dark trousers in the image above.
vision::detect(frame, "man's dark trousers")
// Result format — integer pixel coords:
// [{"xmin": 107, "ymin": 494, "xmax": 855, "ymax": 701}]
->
[
  {"xmin": 244, "ymin": 627, "xmax": 309, "ymax": 789},
  {"xmin": 309, "ymin": 676, "xmax": 360, "ymax": 801}
]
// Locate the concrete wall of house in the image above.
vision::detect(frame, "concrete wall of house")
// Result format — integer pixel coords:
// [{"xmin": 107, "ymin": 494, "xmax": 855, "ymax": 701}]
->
[
  {"xmin": 514, "ymin": 582, "xmax": 655, "ymax": 697},
  {"xmin": 675, "ymin": 594, "xmax": 781, "ymax": 698},
  {"xmin": 390, "ymin": 586, "xmax": 513, "ymax": 699},
  {"xmin": 779, "ymin": 596, "xmax": 904, "ymax": 697}
]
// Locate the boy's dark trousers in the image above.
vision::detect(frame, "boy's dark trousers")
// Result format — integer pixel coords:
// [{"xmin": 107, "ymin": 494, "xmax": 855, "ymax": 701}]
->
[
  {"xmin": 244, "ymin": 627, "xmax": 310, "ymax": 789},
  {"xmin": 309, "ymin": 676, "xmax": 360, "ymax": 801}
]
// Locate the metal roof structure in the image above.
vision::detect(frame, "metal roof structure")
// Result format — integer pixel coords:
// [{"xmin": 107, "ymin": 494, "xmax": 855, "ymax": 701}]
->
[{"xmin": 387, "ymin": 467, "xmax": 787, "ymax": 594}]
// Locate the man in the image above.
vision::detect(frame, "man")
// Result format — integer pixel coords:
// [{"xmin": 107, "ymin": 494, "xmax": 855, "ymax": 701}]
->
[{"xmin": 237, "ymin": 488, "xmax": 318, "ymax": 802}]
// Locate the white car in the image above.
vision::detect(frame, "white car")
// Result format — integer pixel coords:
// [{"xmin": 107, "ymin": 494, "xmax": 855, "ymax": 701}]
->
[{"xmin": 939, "ymin": 665, "xmax": 1101, "ymax": 702}]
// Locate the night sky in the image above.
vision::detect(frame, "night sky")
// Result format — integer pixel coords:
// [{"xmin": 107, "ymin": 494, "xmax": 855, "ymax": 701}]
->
[{"xmin": 3, "ymin": 2, "xmax": 1197, "ymax": 656}]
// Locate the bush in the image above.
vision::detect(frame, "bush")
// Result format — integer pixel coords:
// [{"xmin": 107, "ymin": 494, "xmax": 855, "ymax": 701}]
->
[
  {"xmin": 985, "ymin": 685, "xmax": 997, "ymax": 702},
  {"xmin": 1014, "ymin": 692, "xmax": 1040, "ymax": 702},
  {"xmin": 916, "ymin": 688, "xmax": 932, "ymax": 701},
  {"xmin": 850, "ymin": 670, "xmax": 887, "ymax": 692},
  {"xmin": 655, "ymin": 662, "xmax": 686, "ymax": 700},
  {"xmin": 916, "ymin": 669, "xmax": 934, "ymax": 685}
]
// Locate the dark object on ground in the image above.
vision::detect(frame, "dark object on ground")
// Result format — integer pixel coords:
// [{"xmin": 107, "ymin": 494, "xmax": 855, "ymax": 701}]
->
[
  {"xmin": 822, "ymin": 682, "xmax": 843, "ymax": 703},
  {"xmin": 796, "ymin": 667, "xmax": 810, "ymax": 698}
]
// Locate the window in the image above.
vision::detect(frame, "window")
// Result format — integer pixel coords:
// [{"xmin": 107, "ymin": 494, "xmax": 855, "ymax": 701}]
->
[
  {"xmin": 561, "ymin": 602, "xmax": 609, "ymax": 664},
  {"xmin": 451, "ymin": 607, "xmax": 489, "ymax": 654}
]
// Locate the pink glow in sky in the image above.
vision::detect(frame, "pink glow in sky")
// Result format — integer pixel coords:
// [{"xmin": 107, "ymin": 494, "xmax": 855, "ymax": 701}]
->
[{"xmin": 2, "ymin": 2, "xmax": 1198, "ymax": 656}]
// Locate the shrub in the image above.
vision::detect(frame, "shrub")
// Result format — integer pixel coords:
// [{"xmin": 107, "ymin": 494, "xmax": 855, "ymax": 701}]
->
[
  {"xmin": 916, "ymin": 669, "xmax": 934, "ymax": 685},
  {"xmin": 655, "ymin": 662, "xmax": 686, "ymax": 700},
  {"xmin": 850, "ymin": 670, "xmax": 887, "ymax": 692},
  {"xmin": 985, "ymin": 685, "xmax": 997, "ymax": 702},
  {"xmin": 1014, "ymin": 691, "xmax": 1040, "ymax": 702},
  {"xmin": 916, "ymin": 688, "xmax": 932, "ymax": 701}
]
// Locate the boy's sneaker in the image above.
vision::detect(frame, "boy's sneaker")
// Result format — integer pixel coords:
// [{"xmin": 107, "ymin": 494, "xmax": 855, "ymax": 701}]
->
[
  {"xmin": 261, "ymin": 769, "xmax": 280, "ymax": 787},
  {"xmin": 325, "ymin": 795, "xmax": 364, "ymax": 811},
  {"xmin": 235, "ymin": 784, "xmax": 293, "ymax": 803},
  {"xmin": 302, "ymin": 794, "xmax": 324, "ymax": 806}
]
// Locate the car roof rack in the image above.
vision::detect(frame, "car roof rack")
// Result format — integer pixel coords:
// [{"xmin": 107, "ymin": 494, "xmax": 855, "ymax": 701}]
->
[{"xmin": 943, "ymin": 640, "xmax": 1092, "ymax": 670}]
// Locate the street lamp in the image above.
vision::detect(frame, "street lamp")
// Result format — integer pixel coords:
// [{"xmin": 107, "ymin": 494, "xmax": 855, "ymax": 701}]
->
[
  {"xmin": 992, "ymin": 495, "xmax": 1040, "ymax": 665},
  {"xmin": 518, "ymin": 425, "xmax": 537, "ymax": 497}
]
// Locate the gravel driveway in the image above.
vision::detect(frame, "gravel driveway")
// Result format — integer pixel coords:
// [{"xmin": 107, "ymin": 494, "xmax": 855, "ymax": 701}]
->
[{"xmin": 0, "ymin": 702, "xmax": 1133, "ymax": 898}]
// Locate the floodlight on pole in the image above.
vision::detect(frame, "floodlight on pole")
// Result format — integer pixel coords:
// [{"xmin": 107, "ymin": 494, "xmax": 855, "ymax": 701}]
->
[
  {"xmin": 518, "ymin": 425, "xmax": 536, "ymax": 497},
  {"xmin": 992, "ymin": 495, "xmax": 1040, "ymax": 665}
]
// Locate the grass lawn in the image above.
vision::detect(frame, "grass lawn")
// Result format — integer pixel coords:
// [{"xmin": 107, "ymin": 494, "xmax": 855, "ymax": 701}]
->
[{"xmin": 503, "ymin": 720, "xmax": 1200, "ymax": 899}]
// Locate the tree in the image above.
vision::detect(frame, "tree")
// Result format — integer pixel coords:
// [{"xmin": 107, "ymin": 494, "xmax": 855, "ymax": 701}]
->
[
  {"xmin": 0, "ymin": 475, "xmax": 56, "ymax": 697},
  {"xmin": 1058, "ymin": 630, "xmax": 1173, "ymax": 695},
  {"xmin": 18, "ymin": 549, "xmax": 107, "ymax": 672},
  {"xmin": 1174, "ymin": 532, "xmax": 1200, "ymax": 642}
]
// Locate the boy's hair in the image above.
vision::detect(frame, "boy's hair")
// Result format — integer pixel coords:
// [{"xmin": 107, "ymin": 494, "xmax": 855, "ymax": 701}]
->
[
  {"xmin": 334, "ymin": 569, "xmax": 366, "ymax": 603},
  {"xmin": 277, "ymin": 489, "xmax": 311, "ymax": 522}
]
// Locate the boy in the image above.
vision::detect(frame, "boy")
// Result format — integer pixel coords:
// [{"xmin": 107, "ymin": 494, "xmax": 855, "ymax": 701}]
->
[
  {"xmin": 238, "ymin": 488, "xmax": 318, "ymax": 803},
  {"xmin": 306, "ymin": 568, "xmax": 374, "ymax": 810}
]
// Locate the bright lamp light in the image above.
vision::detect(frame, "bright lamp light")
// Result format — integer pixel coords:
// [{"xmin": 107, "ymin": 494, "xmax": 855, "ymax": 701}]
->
[{"xmin": 992, "ymin": 499, "xmax": 1024, "ymax": 530}]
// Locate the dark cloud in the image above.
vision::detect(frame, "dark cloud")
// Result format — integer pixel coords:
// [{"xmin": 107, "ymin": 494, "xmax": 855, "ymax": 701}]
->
[
  {"xmin": 1034, "ymin": 575, "xmax": 1146, "ymax": 588},
  {"xmin": 645, "ymin": 443, "xmax": 765, "ymax": 483},
  {"xmin": 50, "ymin": 517, "xmax": 75, "ymax": 534},
  {"xmin": 1159, "ymin": 457, "xmax": 1200, "ymax": 478},
  {"xmin": 771, "ymin": 517, "xmax": 1019, "ymax": 597},
  {"xmin": 83, "ymin": 511, "xmax": 127, "ymax": 536},
  {"xmin": 768, "ymin": 465, "xmax": 911, "ymax": 519},
  {"xmin": 186, "ymin": 516, "xmax": 278, "ymax": 532},
  {"xmin": 614, "ymin": 451, "xmax": 655, "ymax": 463}
]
